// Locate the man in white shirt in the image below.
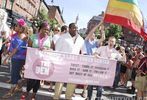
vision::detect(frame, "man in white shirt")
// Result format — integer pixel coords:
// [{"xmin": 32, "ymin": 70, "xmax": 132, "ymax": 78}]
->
[
  {"xmin": 95, "ymin": 36, "xmax": 126, "ymax": 61},
  {"xmin": 53, "ymin": 23, "xmax": 85, "ymax": 100},
  {"xmin": 92, "ymin": 36, "xmax": 126, "ymax": 100}
]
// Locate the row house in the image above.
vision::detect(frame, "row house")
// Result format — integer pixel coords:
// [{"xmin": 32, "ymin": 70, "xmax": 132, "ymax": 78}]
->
[
  {"xmin": 1, "ymin": 0, "xmax": 65, "ymax": 27},
  {"xmin": 1, "ymin": 0, "xmax": 40, "ymax": 26},
  {"xmin": 48, "ymin": 5, "xmax": 64, "ymax": 26}
]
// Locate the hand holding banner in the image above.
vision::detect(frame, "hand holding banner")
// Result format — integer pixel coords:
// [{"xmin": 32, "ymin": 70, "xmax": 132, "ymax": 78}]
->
[{"xmin": 24, "ymin": 47, "xmax": 117, "ymax": 86}]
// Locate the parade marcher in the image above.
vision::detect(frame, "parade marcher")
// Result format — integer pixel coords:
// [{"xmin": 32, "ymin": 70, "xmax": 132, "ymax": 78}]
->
[
  {"xmin": 135, "ymin": 49, "xmax": 147, "ymax": 100},
  {"xmin": 85, "ymin": 24, "xmax": 105, "ymax": 99},
  {"xmin": 45, "ymin": 25, "xmax": 68, "ymax": 91},
  {"xmin": 128, "ymin": 46, "xmax": 144, "ymax": 94},
  {"xmin": 2, "ymin": 18, "xmax": 27, "ymax": 98},
  {"xmin": 51, "ymin": 25, "xmax": 68, "ymax": 50},
  {"xmin": 61, "ymin": 25, "xmax": 68, "ymax": 34},
  {"xmin": 11, "ymin": 25, "xmax": 34, "ymax": 88},
  {"xmin": 22, "ymin": 21, "xmax": 52, "ymax": 99},
  {"xmin": 126, "ymin": 54, "xmax": 133, "ymax": 81},
  {"xmin": 53, "ymin": 23, "xmax": 85, "ymax": 100},
  {"xmin": 92, "ymin": 36, "xmax": 126, "ymax": 100}
]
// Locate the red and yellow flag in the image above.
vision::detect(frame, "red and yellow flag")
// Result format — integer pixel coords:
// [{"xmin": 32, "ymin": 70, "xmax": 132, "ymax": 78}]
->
[{"xmin": 104, "ymin": 0, "xmax": 147, "ymax": 41}]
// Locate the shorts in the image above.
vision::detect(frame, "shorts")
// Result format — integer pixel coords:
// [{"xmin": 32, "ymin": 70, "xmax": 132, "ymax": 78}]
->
[
  {"xmin": 131, "ymin": 68, "xmax": 137, "ymax": 81},
  {"xmin": 120, "ymin": 65, "xmax": 127, "ymax": 73},
  {"xmin": 135, "ymin": 75, "xmax": 147, "ymax": 91}
]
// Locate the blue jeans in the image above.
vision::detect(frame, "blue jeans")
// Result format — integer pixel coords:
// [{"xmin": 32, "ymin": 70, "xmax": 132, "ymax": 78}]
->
[
  {"xmin": 11, "ymin": 59, "xmax": 25, "ymax": 84},
  {"xmin": 87, "ymin": 86, "xmax": 103, "ymax": 100}
]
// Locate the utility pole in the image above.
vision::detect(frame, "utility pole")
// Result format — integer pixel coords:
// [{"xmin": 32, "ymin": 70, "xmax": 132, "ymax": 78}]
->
[{"xmin": 75, "ymin": 14, "xmax": 79, "ymax": 24}]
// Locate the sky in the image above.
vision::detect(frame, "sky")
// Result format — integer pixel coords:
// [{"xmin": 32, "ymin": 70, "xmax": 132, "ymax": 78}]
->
[{"xmin": 45, "ymin": 0, "xmax": 147, "ymax": 29}]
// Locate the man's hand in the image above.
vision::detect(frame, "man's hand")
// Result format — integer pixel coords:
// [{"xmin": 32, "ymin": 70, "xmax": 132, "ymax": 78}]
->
[
  {"xmin": 93, "ymin": 52, "xmax": 100, "ymax": 58},
  {"xmin": 99, "ymin": 24, "xmax": 105, "ymax": 31}
]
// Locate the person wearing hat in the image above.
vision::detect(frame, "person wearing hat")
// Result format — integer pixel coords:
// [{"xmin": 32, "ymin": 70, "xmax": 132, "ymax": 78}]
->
[{"xmin": 2, "ymin": 18, "xmax": 28, "ymax": 98}]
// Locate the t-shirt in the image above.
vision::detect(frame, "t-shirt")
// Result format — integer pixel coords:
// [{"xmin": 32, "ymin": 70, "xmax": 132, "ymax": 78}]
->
[
  {"xmin": 55, "ymin": 33, "xmax": 84, "ymax": 54},
  {"xmin": 9, "ymin": 34, "xmax": 27, "ymax": 60},
  {"xmin": 84, "ymin": 39, "xmax": 99, "ymax": 55},
  {"xmin": 138, "ymin": 57, "xmax": 147, "ymax": 75},
  {"xmin": 52, "ymin": 34, "xmax": 60, "ymax": 44},
  {"xmin": 95, "ymin": 46, "xmax": 122, "ymax": 60},
  {"xmin": 30, "ymin": 34, "xmax": 52, "ymax": 48}
]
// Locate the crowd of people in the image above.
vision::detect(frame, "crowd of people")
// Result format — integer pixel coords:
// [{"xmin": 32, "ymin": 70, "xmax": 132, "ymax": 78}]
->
[{"xmin": 0, "ymin": 9, "xmax": 146, "ymax": 100}]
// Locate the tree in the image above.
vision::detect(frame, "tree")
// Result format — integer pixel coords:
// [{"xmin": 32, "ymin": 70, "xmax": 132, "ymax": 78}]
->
[
  {"xmin": 38, "ymin": 9, "xmax": 50, "ymax": 24},
  {"xmin": 49, "ymin": 19, "xmax": 59, "ymax": 30},
  {"xmin": 105, "ymin": 24, "xmax": 122, "ymax": 40},
  {"xmin": 39, "ymin": 9, "xmax": 59, "ymax": 30}
]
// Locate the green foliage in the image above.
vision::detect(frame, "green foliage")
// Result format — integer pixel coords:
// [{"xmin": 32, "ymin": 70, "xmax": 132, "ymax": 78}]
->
[
  {"xmin": 49, "ymin": 19, "xmax": 59, "ymax": 30},
  {"xmin": 105, "ymin": 24, "xmax": 122, "ymax": 40},
  {"xmin": 39, "ymin": 9, "xmax": 50, "ymax": 24},
  {"xmin": 79, "ymin": 33, "xmax": 86, "ymax": 39},
  {"xmin": 95, "ymin": 28, "xmax": 100, "ymax": 39},
  {"xmin": 9, "ymin": 0, "xmax": 15, "ymax": 2},
  {"xmin": 33, "ymin": 9, "xmax": 59, "ymax": 30}
]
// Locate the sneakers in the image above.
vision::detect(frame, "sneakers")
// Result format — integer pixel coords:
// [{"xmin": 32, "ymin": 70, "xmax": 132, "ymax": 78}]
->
[{"xmin": 20, "ymin": 92, "xmax": 29, "ymax": 100}]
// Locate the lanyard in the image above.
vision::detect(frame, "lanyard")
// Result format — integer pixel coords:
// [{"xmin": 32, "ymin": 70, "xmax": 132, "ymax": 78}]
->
[{"xmin": 38, "ymin": 33, "xmax": 48, "ymax": 48}]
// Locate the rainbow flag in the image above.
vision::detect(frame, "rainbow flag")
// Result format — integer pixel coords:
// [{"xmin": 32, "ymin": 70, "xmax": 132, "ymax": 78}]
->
[{"xmin": 104, "ymin": 0, "xmax": 147, "ymax": 41}]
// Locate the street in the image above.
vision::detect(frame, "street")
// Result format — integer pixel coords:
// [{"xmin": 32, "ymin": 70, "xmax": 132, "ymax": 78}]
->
[{"xmin": 0, "ymin": 65, "xmax": 135, "ymax": 100}]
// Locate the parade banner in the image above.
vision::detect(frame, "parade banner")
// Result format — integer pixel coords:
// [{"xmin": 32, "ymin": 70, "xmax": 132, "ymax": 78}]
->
[{"xmin": 24, "ymin": 48, "xmax": 117, "ymax": 86}]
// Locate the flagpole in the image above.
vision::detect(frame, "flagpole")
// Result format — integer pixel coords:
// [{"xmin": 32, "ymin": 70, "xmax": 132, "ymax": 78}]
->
[{"xmin": 98, "ymin": 0, "xmax": 111, "ymax": 27}]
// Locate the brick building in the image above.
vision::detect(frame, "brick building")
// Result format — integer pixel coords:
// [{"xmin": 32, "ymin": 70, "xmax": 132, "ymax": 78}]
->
[
  {"xmin": 1, "ymin": 0, "xmax": 41, "ymax": 26},
  {"xmin": 48, "ymin": 5, "xmax": 64, "ymax": 26},
  {"xmin": 122, "ymin": 27, "xmax": 145, "ymax": 48}
]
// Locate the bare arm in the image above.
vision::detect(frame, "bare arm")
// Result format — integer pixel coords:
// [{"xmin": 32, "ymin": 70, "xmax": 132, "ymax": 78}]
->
[
  {"xmin": 28, "ymin": 38, "xmax": 33, "ymax": 47},
  {"xmin": 85, "ymin": 24, "xmax": 100, "ymax": 40},
  {"xmin": 3, "ymin": 48, "xmax": 17, "ymax": 65},
  {"xmin": 98, "ymin": 25, "xmax": 105, "ymax": 43}
]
